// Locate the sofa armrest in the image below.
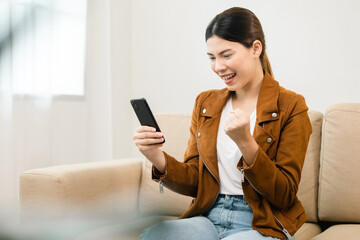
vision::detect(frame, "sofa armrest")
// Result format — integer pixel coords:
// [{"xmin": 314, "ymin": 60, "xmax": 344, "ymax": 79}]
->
[{"xmin": 20, "ymin": 158, "xmax": 143, "ymax": 221}]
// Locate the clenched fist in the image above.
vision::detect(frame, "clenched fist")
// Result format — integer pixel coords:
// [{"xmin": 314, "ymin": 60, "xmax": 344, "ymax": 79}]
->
[
  {"xmin": 224, "ymin": 108, "xmax": 258, "ymax": 166},
  {"xmin": 224, "ymin": 108, "xmax": 252, "ymax": 145}
]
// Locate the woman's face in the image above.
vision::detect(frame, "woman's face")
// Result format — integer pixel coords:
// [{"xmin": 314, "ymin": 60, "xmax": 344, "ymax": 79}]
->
[{"xmin": 206, "ymin": 35, "xmax": 260, "ymax": 92}]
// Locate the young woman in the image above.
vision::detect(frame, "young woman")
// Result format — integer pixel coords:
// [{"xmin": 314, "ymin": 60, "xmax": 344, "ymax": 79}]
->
[{"xmin": 133, "ymin": 7, "xmax": 312, "ymax": 240}]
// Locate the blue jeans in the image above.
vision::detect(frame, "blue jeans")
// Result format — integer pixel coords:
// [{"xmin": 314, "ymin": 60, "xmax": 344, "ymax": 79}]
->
[{"xmin": 140, "ymin": 194, "xmax": 284, "ymax": 240}]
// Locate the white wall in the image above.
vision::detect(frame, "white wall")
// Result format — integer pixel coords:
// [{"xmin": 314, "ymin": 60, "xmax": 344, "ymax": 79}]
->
[
  {"xmin": 109, "ymin": 0, "xmax": 133, "ymax": 159},
  {"xmin": 129, "ymin": 0, "xmax": 360, "ymax": 116}
]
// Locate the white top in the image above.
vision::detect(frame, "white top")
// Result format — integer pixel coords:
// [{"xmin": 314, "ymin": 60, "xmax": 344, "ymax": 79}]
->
[{"xmin": 216, "ymin": 96, "xmax": 257, "ymax": 195}]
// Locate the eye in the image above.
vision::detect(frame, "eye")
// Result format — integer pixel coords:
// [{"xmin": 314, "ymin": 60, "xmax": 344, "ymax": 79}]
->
[
  {"xmin": 209, "ymin": 56, "xmax": 216, "ymax": 61},
  {"xmin": 224, "ymin": 54, "xmax": 232, "ymax": 58}
]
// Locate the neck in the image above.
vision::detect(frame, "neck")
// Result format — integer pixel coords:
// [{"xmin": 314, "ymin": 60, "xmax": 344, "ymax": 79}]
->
[{"xmin": 234, "ymin": 68, "xmax": 264, "ymax": 102}]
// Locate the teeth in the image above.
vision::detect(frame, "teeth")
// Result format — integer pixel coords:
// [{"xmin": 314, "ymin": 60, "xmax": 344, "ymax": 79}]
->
[{"xmin": 221, "ymin": 73, "xmax": 236, "ymax": 81}]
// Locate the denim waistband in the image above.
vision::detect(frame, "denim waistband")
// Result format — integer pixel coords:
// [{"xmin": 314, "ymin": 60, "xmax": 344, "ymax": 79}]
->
[
  {"xmin": 216, "ymin": 194, "xmax": 249, "ymax": 206},
  {"xmin": 218, "ymin": 194, "xmax": 244, "ymax": 198},
  {"xmin": 218, "ymin": 194, "xmax": 246, "ymax": 201}
]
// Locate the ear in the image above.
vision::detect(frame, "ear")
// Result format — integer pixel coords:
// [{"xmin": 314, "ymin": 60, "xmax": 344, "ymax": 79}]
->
[{"xmin": 251, "ymin": 40, "xmax": 263, "ymax": 59}]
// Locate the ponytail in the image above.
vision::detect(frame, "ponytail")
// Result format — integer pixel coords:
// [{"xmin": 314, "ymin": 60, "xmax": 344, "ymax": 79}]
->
[{"xmin": 261, "ymin": 51, "xmax": 273, "ymax": 77}]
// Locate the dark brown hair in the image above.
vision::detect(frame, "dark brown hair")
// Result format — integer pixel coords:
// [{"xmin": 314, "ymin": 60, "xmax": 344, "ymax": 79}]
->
[{"xmin": 206, "ymin": 7, "xmax": 273, "ymax": 77}]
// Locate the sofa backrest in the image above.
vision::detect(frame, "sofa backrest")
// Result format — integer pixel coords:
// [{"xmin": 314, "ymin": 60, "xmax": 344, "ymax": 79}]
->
[
  {"xmin": 138, "ymin": 111, "xmax": 323, "ymax": 221},
  {"xmin": 298, "ymin": 110, "xmax": 323, "ymax": 222},
  {"xmin": 318, "ymin": 103, "xmax": 360, "ymax": 222},
  {"xmin": 138, "ymin": 114, "xmax": 193, "ymax": 216}
]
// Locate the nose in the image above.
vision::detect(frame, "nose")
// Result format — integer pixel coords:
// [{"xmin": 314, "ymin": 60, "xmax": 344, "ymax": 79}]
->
[{"xmin": 214, "ymin": 59, "xmax": 226, "ymax": 73}]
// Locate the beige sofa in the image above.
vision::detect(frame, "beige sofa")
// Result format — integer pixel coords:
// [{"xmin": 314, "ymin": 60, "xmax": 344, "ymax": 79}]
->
[{"xmin": 20, "ymin": 103, "xmax": 360, "ymax": 240}]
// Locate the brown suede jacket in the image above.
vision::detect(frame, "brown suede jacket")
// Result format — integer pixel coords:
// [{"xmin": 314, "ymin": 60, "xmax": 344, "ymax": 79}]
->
[{"xmin": 152, "ymin": 73, "xmax": 312, "ymax": 239}]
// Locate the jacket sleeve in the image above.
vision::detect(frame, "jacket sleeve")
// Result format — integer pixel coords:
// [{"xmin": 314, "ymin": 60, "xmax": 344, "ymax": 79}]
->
[
  {"xmin": 151, "ymin": 94, "xmax": 202, "ymax": 198},
  {"xmin": 241, "ymin": 94, "xmax": 312, "ymax": 208}
]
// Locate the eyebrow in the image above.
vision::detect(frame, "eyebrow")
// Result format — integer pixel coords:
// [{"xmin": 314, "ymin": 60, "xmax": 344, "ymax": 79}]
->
[{"xmin": 207, "ymin": 49, "xmax": 232, "ymax": 56}]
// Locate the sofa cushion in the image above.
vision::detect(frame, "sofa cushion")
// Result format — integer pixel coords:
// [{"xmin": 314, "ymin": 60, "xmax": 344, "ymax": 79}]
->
[
  {"xmin": 138, "ymin": 114, "xmax": 193, "ymax": 216},
  {"xmin": 298, "ymin": 110, "xmax": 323, "ymax": 222},
  {"xmin": 20, "ymin": 158, "xmax": 143, "ymax": 220},
  {"xmin": 294, "ymin": 222, "xmax": 321, "ymax": 240},
  {"xmin": 318, "ymin": 103, "xmax": 360, "ymax": 222},
  {"xmin": 311, "ymin": 224, "xmax": 360, "ymax": 240}
]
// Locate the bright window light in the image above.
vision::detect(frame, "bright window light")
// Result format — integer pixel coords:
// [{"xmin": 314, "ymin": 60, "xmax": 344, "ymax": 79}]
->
[{"xmin": 0, "ymin": 0, "xmax": 87, "ymax": 96}]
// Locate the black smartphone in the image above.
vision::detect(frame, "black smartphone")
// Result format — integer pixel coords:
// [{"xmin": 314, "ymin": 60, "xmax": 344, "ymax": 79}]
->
[{"xmin": 130, "ymin": 98, "xmax": 165, "ymax": 144}]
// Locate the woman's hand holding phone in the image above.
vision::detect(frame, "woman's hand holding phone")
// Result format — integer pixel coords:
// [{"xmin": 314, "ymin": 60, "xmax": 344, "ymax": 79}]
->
[
  {"xmin": 133, "ymin": 126, "xmax": 166, "ymax": 173},
  {"xmin": 131, "ymin": 98, "xmax": 166, "ymax": 173}
]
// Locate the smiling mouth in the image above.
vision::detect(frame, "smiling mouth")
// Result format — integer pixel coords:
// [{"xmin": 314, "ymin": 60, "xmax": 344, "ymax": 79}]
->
[{"xmin": 220, "ymin": 73, "xmax": 236, "ymax": 81}]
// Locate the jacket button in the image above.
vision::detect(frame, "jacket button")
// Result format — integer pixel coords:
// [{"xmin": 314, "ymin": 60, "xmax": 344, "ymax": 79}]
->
[
  {"xmin": 272, "ymin": 113, "xmax": 277, "ymax": 118},
  {"xmin": 266, "ymin": 137, "xmax": 272, "ymax": 143},
  {"xmin": 202, "ymin": 109, "xmax": 207, "ymax": 114},
  {"xmin": 198, "ymin": 133, "xmax": 201, "ymax": 138}
]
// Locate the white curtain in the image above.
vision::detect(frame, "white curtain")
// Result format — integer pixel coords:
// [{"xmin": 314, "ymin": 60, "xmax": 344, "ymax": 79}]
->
[{"xmin": 0, "ymin": 0, "xmax": 115, "ymax": 220}]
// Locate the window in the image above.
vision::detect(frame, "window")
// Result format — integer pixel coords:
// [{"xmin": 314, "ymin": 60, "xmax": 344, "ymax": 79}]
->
[{"xmin": 0, "ymin": 0, "xmax": 87, "ymax": 96}]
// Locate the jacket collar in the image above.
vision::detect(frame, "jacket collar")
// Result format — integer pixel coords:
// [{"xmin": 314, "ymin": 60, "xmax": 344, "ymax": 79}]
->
[
  {"xmin": 200, "ymin": 72, "xmax": 280, "ymax": 123},
  {"xmin": 200, "ymin": 88, "xmax": 231, "ymax": 118},
  {"xmin": 256, "ymin": 73, "xmax": 280, "ymax": 123}
]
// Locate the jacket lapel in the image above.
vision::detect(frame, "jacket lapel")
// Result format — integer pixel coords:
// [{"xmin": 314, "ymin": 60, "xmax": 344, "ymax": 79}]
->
[
  {"xmin": 254, "ymin": 73, "xmax": 280, "ymax": 152},
  {"xmin": 197, "ymin": 89, "xmax": 230, "ymax": 181}
]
